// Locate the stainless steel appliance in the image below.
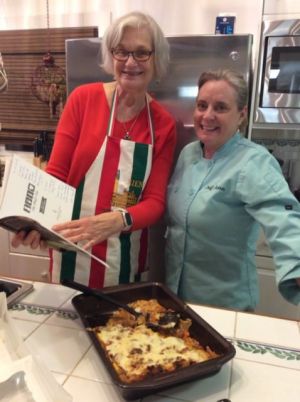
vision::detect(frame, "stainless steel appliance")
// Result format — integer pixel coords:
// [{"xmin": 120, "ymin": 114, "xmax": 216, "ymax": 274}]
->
[
  {"xmin": 65, "ymin": 34, "xmax": 253, "ymax": 280},
  {"xmin": 251, "ymin": 18, "xmax": 300, "ymax": 199},
  {"xmin": 254, "ymin": 18, "xmax": 300, "ymax": 125}
]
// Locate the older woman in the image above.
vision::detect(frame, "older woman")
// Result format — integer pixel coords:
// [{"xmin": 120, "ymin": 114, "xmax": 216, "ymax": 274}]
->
[
  {"xmin": 12, "ymin": 12, "xmax": 176, "ymax": 288},
  {"xmin": 165, "ymin": 69, "xmax": 300, "ymax": 311}
]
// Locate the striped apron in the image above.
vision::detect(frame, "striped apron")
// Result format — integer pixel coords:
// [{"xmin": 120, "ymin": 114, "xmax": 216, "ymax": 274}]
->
[{"xmin": 51, "ymin": 91, "xmax": 154, "ymax": 288}]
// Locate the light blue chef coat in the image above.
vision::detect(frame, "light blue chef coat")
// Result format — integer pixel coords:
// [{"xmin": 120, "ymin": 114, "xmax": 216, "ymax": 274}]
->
[{"xmin": 165, "ymin": 133, "xmax": 300, "ymax": 310}]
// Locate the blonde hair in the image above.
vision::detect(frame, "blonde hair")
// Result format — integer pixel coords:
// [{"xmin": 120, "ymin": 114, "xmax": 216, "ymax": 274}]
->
[{"xmin": 101, "ymin": 11, "xmax": 169, "ymax": 80}]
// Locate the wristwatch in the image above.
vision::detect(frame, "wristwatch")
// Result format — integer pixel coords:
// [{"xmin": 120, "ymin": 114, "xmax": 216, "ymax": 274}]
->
[{"xmin": 118, "ymin": 209, "xmax": 133, "ymax": 231}]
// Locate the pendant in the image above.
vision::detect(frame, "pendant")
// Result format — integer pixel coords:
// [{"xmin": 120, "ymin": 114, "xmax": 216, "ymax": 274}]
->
[{"xmin": 124, "ymin": 132, "xmax": 131, "ymax": 140}]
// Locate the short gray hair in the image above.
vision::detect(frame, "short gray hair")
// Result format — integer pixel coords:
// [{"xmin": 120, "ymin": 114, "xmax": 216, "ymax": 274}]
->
[
  {"xmin": 101, "ymin": 11, "xmax": 169, "ymax": 80},
  {"xmin": 198, "ymin": 69, "xmax": 248, "ymax": 110},
  {"xmin": 197, "ymin": 69, "xmax": 249, "ymax": 131}
]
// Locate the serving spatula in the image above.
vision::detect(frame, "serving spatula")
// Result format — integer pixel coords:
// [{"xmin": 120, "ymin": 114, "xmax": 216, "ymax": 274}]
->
[{"xmin": 61, "ymin": 279, "xmax": 180, "ymax": 330}]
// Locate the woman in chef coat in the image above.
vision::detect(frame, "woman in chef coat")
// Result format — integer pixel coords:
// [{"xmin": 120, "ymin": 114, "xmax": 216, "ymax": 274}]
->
[
  {"xmin": 12, "ymin": 11, "xmax": 176, "ymax": 289},
  {"xmin": 165, "ymin": 69, "xmax": 300, "ymax": 311}
]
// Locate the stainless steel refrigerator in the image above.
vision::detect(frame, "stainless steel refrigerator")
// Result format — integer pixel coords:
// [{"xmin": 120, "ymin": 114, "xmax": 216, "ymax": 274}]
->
[{"xmin": 65, "ymin": 34, "xmax": 253, "ymax": 280}]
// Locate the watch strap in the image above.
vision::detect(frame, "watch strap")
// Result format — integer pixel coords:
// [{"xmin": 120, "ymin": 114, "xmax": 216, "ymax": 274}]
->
[{"xmin": 116, "ymin": 208, "xmax": 133, "ymax": 231}]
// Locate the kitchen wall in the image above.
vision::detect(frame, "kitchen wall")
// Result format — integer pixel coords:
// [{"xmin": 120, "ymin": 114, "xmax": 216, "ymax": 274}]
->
[
  {"xmin": 264, "ymin": 0, "xmax": 300, "ymax": 15},
  {"xmin": 0, "ymin": 0, "xmax": 110, "ymax": 30},
  {"xmin": 0, "ymin": 0, "xmax": 264, "ymax": 32},
  {"xmin": 0, "ymin": 0, "xmax": 263, "ymax": 61},
  {"xmin": 2, "ymin": 0, "xmax": 299, "ymax": 55}
]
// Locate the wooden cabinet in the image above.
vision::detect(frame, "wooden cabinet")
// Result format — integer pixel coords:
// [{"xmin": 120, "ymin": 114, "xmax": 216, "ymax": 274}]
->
[{"xmin": 0, "ymin": 228, "xmax": 50, "ymax": 282}]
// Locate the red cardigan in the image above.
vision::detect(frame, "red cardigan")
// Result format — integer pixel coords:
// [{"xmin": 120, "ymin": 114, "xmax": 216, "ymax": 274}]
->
[{"xmin": 46, "ymin": 82, "xmax": 176, "ymax": 229}]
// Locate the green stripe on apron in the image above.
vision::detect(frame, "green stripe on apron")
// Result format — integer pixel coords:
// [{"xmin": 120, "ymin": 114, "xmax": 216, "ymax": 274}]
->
[
  {"xmin": 60, "ymin": 179, "xmax": 85, "ymax": 281},
  {"xmin": 72, "ymin": 179, "xmax": 85, "ymax": 220},
  {"xmin": 129, "ymin": 143, "xmax": 149, "ymax": 199},
  {"xmin": 119, "ymin": 233, "xmax": 131, "ymax": 283},
  {"xmin": 118, "ymin": 143, "xmax": 149, "ymax": 282}
]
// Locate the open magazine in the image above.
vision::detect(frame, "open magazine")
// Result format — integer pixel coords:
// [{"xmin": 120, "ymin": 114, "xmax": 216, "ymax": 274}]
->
[{"xmin": 0, "ymin": 154, "xmax": 109, "ymax": 268}]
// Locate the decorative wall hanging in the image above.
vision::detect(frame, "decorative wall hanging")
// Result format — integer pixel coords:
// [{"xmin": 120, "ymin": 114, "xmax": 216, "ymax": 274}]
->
[
  {"xmin": 0, "ymin": 52, "xmax": 8, "ymax": 93},
  {"xmin": 31, "ymin": 0, "xmax": 66, "ymax": 118}
]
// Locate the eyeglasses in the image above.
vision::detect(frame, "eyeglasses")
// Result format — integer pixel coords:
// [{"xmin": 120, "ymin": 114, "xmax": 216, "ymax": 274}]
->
[{"xmin": 111, "ymin": 48, "xmax": 154, "ymax": 62}]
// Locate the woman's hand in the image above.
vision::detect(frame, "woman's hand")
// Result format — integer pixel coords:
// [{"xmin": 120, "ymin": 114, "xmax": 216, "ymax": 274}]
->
[
  {"xmin": 11, "ymin": 230, "xmax": 47, "ymax": 250},
  {"xmin": 52, "ymin": 211, "xmax": 125, "ymax": 250}
]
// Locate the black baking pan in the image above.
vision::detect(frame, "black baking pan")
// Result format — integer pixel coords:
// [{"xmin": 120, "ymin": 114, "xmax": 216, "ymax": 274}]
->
[{"xmin": 71, "ymin": 282, "xmax": 235, "ymax": 400}]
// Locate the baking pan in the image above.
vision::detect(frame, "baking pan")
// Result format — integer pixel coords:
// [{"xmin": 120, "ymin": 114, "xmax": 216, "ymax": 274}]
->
[{"xmin": 72, "ymin": 282, "xmax": 235, "ymax": 400}]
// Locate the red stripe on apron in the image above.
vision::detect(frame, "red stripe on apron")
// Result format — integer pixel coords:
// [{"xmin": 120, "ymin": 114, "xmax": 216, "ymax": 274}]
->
[
  {"xmin": 88, "ymin": 137, "xmax": 121, "ymax": 287},
  {"xmin": 89, "ymin": 242, "xmax": 107, "ymax": 288}
]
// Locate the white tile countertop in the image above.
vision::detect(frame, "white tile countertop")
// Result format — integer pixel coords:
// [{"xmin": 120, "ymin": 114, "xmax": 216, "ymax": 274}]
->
[{"xmin": 4, "ymin": 280, "xmax": 300, "ymax": 402}]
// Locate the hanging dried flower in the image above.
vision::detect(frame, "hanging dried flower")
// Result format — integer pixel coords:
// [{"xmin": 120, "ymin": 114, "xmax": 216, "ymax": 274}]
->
[
  {"xmin": 30, "ymin": 0, "xmax": 66, "ymax": 118},
  {"xmin": 31, "ymin": 52, "xmax": 66, "ymax": 118}
]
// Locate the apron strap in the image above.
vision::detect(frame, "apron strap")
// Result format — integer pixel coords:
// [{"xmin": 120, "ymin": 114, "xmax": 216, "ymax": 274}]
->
[
  {"xmin": 146, "ymin": 95, "xmax": 155, "ymax": 145},
  {"xmin": 106, "ymin": 89, "xmax": 118, "ymax": 137}
]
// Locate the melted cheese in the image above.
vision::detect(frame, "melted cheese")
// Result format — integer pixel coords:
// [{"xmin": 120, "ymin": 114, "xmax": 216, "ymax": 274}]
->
[{"xmin": 97, "ymin": 324, "xmax": 208, "ymax": 379}]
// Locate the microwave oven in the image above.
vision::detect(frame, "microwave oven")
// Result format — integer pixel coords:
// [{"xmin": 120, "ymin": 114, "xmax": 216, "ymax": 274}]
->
[{"xmin": 254, "ymin": 19, "xmax": 300, "ymax": 126}]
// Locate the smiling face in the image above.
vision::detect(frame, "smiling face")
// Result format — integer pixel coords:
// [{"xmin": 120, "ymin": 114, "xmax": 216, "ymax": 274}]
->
[
  {"xmin": 113, "ymin": 27, "xmax": 154, "ymax": 95},
  {"xmin": 193, "ymin": 79, "xmax": 247, "ymax": 158}
]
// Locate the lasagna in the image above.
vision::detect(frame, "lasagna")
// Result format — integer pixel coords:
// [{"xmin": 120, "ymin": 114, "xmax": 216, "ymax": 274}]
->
[{"xmin": 92, "ymin": 299, "xmax": 219, "ymax": 383}]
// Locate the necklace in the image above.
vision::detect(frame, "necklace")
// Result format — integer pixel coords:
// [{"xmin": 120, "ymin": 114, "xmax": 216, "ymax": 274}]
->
[{"xmin": 122, "ymin": 110, "xmax": 141, "ymax": 140}]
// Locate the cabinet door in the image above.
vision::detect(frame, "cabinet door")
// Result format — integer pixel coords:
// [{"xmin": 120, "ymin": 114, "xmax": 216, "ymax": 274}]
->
[
  {"xmin": 9, "ymin": 253, "xmax": 50, "ymax": 282},
  {"xmin": 0, "ymin": 229, "xmax": 50, "ymax": 282},
  {"xmin": 8, "ymin": 232, "xmax": 50, "ymax": 281},
  {"xmin": 256, "ymin": 268, "xmax": 300, "ymax": 320}
]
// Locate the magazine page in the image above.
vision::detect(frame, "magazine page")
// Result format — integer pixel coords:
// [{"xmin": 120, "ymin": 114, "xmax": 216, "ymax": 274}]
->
[
  {"xmin": 0, "ymin": 215, "xmax": 109, "ymax": 268},
  {"xmin": 0, "ymin": 154, "xmax": 75, "ymax": 228},
  {"xmin": 0, "ymin": 155, "xmax": 109, "ymax": 269}
]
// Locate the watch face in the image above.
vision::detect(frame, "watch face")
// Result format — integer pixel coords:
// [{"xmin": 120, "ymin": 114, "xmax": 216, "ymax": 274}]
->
[{"xmin": 124, "ymin": 212, "xmax": 132, "ymax": 227}]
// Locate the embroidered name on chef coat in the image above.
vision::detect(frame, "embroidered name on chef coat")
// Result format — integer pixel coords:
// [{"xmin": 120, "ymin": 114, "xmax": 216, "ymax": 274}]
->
[{"xmin": 206, "ymin": 185, "xmax": 225, "ymax": 192}]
